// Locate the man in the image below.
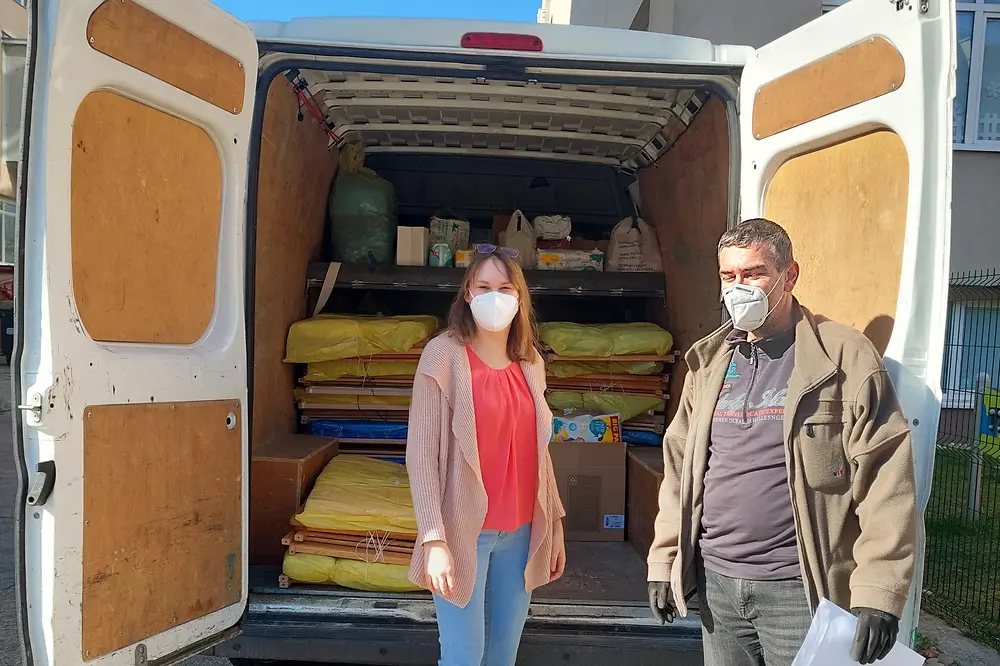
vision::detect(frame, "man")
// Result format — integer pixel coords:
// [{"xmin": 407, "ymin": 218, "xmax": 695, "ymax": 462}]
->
[{"xmin": 647, "ymin": 219, "xmax": 917, "ymax": 666}]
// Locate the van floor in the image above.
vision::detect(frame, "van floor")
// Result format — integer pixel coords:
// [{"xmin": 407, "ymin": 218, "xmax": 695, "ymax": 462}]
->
[{"xmin": 251, "ymin": 542, "xmax": 649, "ymax": 605}]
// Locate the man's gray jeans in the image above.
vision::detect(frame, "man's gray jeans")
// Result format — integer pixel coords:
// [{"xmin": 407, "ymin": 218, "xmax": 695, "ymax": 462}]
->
[{"xmin": 698, "ymin": 567, "xmax": 813, "ymax": 666}]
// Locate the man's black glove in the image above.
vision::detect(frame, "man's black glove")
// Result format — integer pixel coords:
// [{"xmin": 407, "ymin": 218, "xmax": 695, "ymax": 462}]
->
[
  {"xmin": 647, "ymin": 581, "xmax": 676, "ymax": 624},
  {"xmin": 850, "ymin": 607, "xmax": 899, "ymax": 664}
]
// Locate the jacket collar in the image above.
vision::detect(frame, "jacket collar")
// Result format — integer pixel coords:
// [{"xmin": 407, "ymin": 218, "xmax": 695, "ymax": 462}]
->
[{"xmin": 686, "ymin": 300, "xmax": 838, "ymax": 391}]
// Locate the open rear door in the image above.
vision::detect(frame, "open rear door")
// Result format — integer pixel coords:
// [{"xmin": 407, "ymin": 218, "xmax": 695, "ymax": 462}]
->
[
  {"xmin": 15, "ymin": 2, "xmax": 257, "ymax": 666},
  {"xmin": 739, "ymin": 0, "xmax": 954, "ymax": 644}
]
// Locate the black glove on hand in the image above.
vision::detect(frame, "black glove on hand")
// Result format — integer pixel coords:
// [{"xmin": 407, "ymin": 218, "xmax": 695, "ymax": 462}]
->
[
  {"xmin": 647, "ymin": 581, "xmax": 676, "ymax": 624},
  {"xmin": 850, "ymin": 607, "xmax": 899, "ymax": 664}
]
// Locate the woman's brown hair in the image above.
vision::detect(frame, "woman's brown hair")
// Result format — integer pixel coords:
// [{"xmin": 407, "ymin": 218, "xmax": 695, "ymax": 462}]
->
[{"xmin": 447, "ymin": 249, "xmax": 540, "ymax": 363}]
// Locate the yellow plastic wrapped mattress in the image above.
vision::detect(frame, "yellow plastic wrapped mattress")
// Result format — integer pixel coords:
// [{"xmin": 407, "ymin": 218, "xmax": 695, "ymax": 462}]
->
[
  {"xmin": 285, "ymin": 314, "xmax": 438, "ymax": 364},
  {"xmin": 547, "ymin": 360, "xmax": 664, "ymax": 378},
  {"xmin": 282, "ymin": 552, "xmax": 423, "ymax": 593},
  {"xmin": 303, "ymin": 360, "xmax": 419, "ymax": 382},
  {"xmin": 294, "ymin": 455, "xmax": 418, "ymax": 535},
  {"xmin": 538, "ymin": 322, "xmax": 674, "ymax": 357},
  {"xmin": 546, "ymin": 391, "xmax": 665, "ymax": 422}
]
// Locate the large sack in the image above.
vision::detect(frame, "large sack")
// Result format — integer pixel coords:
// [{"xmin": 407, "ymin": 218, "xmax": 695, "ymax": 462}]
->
[
  {"xmin": 498, "ymin": 210, "xmax": 536, "ymax": 269},
  {"xmin": 303, "ymin": 360, "xmax": 419, "ymax": 382},
  {"xmin": 546, "ymin": 391, "xmax": 664, "ymax": 422},
  {"xmin": 294, "ymin": 456, "xmax": 417, "ymax": 535},
  {"xmin": 283, "ymin": 552, "xmax": 423, "ymax": 593},
  {"xmin": 538, "ymin": 322, "xmax": 674, "ymax": 357},
  {"xmin": 285, "ymin": 314, "xmax": 438, "ymax": 364},
  {"xmin": 328, "ymin": 143, "xmax": 397, "ymax": 264},
  {"xmin": 606, "ymin": 217, "xmax": 663, "ymax": 273}
]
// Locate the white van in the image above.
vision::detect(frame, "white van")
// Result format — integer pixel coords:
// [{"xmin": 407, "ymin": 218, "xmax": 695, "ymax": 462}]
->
[{"xmin": 13, "ymin": 0, "xmax": 954, "ymax": 665}]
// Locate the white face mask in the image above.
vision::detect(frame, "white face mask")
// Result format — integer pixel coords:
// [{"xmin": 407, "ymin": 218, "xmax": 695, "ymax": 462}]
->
[
  {"xmin": 722, "ymin": 278, "xmax": 785, "ymax": 332},
  {"xmin": 469, "ymin": 291, "xmax": 519, "ymax": 332}
]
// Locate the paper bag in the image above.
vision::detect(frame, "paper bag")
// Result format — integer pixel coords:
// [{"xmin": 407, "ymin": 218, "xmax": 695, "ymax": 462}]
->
[
  {"xmin": 606, "ymin": 217, "xmax": 663, "ymax": 273},
  {"xmin": 499, "ymin": 210, "xmax": 536, "ymax": 269}
]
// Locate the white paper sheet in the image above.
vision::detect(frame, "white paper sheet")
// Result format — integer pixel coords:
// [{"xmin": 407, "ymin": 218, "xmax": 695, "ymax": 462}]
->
[{"xmin": 791, "ymin": 599, "xmax": 925, "ymax": 666}]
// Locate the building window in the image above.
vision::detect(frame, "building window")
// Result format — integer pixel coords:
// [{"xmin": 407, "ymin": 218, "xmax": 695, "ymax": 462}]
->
[
  {"xmin": 0, "ymin": 202, "xmax": 14, "ymax": 265},
  {"xmin": 823, "ymin": 0, "xmax": 1000, "ymax": 151}
]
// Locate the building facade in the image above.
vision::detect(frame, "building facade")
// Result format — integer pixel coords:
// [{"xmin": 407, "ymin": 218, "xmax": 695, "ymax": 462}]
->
[{"xmin": 538, "ymin": 0, "xmax": 1000, "ymax": 276}]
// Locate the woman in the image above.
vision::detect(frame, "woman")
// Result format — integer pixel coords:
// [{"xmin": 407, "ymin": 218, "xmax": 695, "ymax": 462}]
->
[{"xmin": 406, "ymin": 245, "xmax": 567, "ymax": 666}]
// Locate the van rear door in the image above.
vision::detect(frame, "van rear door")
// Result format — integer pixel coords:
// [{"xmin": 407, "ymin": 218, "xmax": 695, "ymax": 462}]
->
[
  {"xmin": 738, "ymin": 0, "xmax": 953, "ymax": 643},
  {"xmin": 15, "ymin": 2, "xmax": 257, "ymax": 666}
]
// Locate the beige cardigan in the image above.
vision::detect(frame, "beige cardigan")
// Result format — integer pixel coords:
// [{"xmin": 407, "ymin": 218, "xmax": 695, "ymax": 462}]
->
[{"xmin": 405, "ymin": 332, "xmax": 566, "ymax": 608}]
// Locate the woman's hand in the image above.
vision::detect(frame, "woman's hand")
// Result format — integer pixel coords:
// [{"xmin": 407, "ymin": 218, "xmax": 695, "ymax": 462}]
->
[
  {"xmin": 423, "ymin": 540, "xmax": 456, "ymax": 599},
  {"xmin": 549, "ymin": 520, "xmax": 567, "ymax": 582}
]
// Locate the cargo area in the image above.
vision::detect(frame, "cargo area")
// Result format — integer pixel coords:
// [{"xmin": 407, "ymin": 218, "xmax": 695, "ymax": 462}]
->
[{"xmin": 246, "ymin": 63, "xmax": 733, "ymax": 618}]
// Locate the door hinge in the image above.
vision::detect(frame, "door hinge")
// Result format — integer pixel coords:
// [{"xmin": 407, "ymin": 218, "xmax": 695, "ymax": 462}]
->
[
  {"xmin": 17, "ymin": 385, "xmax": 54, "ymax": 427},
  {"xmin": 26, "ymin": 460, "xmax": 55, "ymax": 506},
  {"xmin": 135, "ymin": 644, "xmax": 147, "ymax": 666}
]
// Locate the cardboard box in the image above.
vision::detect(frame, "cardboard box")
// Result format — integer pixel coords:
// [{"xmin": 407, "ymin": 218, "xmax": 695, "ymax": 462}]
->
[
  {"xmin": 552, "ymin": 412, "xmax": 621, "ymax": 443},
  {"xmin": 626, "ymin": 446, "xmax": 665, "ymax": 562},
  {"xmin": 549, "ymin": 441, "xmax": 626, "ymax": 542},
  {"xmin": 396, "ymin": 226, "xmax": 429, "ymax": 266},
  {"xmin": 250, "ymin": 434, "xmax": 339, "ymax": 564}
]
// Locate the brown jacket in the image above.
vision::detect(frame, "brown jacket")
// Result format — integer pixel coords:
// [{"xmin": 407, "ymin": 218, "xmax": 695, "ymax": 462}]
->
[
  {"xmin": 405, "ymin": 332, "xmax": 567, "ymax": 608},
  {"xmin": 648, "ymin": 304, "xmax": 917, "ymax": 618}
]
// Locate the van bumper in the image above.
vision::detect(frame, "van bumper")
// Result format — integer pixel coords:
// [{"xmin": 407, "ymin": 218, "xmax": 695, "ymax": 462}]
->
[{"xmin": 213, "ymin": 593, "xmax": 704, "ymax": 666}]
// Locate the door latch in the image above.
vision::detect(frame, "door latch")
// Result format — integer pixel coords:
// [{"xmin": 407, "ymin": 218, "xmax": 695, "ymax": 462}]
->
[
  {"xmin": 26, "ymin": 460, "xmax": 55, "ymax": 506},
  {"xmin": 18, "ymin": 385, "xmax": 53, "ymax": 427}
]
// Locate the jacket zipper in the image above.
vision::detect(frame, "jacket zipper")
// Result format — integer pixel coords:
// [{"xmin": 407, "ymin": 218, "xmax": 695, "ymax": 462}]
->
[{"xmin": 742, "ymin": 344, "xmax": 759, "ymax": 424}]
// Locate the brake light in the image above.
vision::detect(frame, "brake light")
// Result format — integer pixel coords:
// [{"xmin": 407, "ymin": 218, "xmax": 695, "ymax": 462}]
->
[{"xmin": 461, "ymin": 32, "xmax": 543, "ymax": 52}]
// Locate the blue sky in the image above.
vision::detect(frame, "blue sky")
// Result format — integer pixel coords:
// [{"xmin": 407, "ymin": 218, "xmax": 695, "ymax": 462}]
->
[{"xmin": 211, "ymin": 0, "xmax": 540, "ymax": 23}]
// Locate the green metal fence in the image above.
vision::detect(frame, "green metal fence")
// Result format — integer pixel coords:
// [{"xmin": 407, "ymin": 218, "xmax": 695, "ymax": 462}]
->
[{"xmin": 923, "ymin": 269, "xmax": 1000, "ymax": 650}]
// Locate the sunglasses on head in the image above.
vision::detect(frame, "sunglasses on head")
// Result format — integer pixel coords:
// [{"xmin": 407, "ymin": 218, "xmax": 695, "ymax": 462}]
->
[{"xmin": 473, "ymin": 243, "xmax": 519, "ymax": 258}]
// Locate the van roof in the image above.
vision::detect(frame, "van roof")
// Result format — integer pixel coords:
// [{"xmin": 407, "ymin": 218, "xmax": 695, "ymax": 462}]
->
[{"xmin": 248, "ymin": 17, "xmax": 753, "ymax": 68}]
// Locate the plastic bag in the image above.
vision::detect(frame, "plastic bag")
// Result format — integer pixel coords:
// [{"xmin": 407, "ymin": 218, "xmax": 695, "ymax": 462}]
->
[
  {"xmin": 538, "ymin": 322, "xmax": 674, "ymax": 357},
  {"xmin": 429, "ymin": 210, "xmax": 471, "ymax": 251},
  {"xmin": 536, "ymin": 249, "xmax": 603, "ymax": 272},
  {"xmin": 548, "ymin": 360, "xmax": 664, "ymax": 378},
  {"xmin": 328, "ymin": 144, "xmax": 397, "ymax": 264},
  {"xmin": 791, "ymin": 599, "xmax": 922, "ymax": 666},
  {"xmin": 295, "ymin": 456, "xmax": 418, "ymax": 534},
  {"xmin": 533, "ymin": 214, "xmax": 572, "ymax": 240},
  {"xmin": 499, "ymin": 210, "xmax": 536, "ymax": 269},
  {"xmin": 606, "ymin": 217, "xmax": 663, "ymax": 273},
  {"xmin": 546, "ymin": 391, "xmax": 664, "ymax": 422},
  {"xmin": 283, "ymin": 552, "xmax": 423, "ymax": 593},
  {"xmin": 304, "ymin": 360, "xmax": 419, "ymax": 382},
  {"xmin": 307, "ymin": 420, "xmax": 408, "ymax": 440},
  {"xmin": 285, "ymin": 314, "xmax": 438, "ymax": 364}
]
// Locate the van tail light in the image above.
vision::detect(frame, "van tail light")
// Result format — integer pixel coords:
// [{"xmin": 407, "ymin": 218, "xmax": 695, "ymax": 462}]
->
[{"xmin": 461, "ymin": 32, "xmax": 543, "ymax": 52}]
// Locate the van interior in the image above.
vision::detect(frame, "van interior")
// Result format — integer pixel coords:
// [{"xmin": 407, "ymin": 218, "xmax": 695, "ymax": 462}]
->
[{"xmin": 246, "ymin": 64, "xmax": 734, "ymax": 612}]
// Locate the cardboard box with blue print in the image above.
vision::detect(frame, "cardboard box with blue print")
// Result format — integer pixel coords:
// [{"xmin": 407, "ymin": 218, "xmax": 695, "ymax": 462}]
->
[
  {"xmin": 549, "ymin": 440, "xmax": 626, "ymax": 542},
  {"xmin": 552, "ymin": 411, "xmax": 621, "ymax": 443}
]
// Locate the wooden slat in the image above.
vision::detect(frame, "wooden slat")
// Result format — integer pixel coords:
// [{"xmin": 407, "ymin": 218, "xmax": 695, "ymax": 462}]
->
[
  {"xmin": 294, "ymin": 529, "xmax": 416, "ymax": 545},
  {"xmin": 87, "ymin": 0, "xmax": 246, "ymax": 114},
  {"xmin": 71, "ymin": 91, "xmax": 221, "ymax": 344},
  {"xmin": 82, "ymin": 400, "xmax": 242, "ymax": 660},
  {"xmin": 752, "ymin": 36, "xmax": 905, "ymax": 140},
  {"xmin": 288, "ymin": 541, "xmax": 413, "ymax": 566},
  {"xmin": 764, "ymin": 130, "xmax": 908, "ymax": 355},
  {"xmin": 295, "ymin": 536, "xmax": 413, "ymax": 556}
]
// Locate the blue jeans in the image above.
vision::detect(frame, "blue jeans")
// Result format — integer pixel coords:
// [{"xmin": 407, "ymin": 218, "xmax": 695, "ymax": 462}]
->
[
  {"xmin": 433, "ymin": 524, "xmax": 532, "ymax": 666},
  {"xmin": 699, "ymin": 567, "xmax": 813, "ymax": 666}
]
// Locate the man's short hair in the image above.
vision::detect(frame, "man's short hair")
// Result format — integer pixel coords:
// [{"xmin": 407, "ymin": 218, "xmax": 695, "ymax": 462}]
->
[{"xmin": 718, "ymin": 218, "xmax": 794, "ymax": 269}]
